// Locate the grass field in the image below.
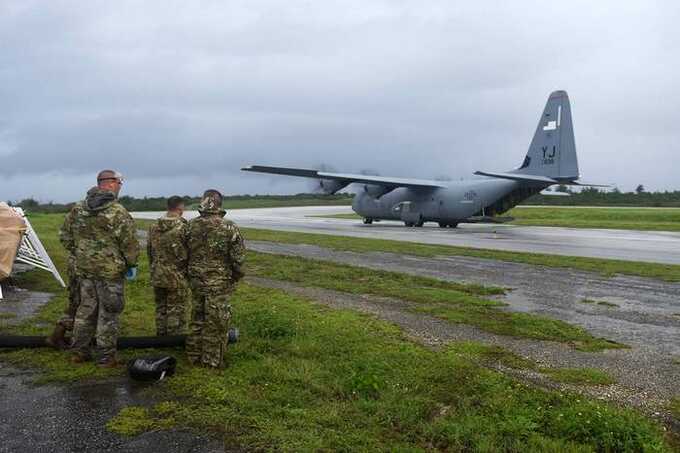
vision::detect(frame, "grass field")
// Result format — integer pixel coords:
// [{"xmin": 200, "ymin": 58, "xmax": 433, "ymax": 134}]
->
[
  {"xmin": 1, "ymin": 214, "xmax": 676, "ymax": 451},
  {"xmin": 510, "ymin": 206, "xmax": 680, "ymax": 231},
  {"xmin": 237, "ymin": 227, "xmax": 680, "ymax": 282},
  {"xmin": 317, "ymin": 206, "xmax": 680, "ymax": 232}
]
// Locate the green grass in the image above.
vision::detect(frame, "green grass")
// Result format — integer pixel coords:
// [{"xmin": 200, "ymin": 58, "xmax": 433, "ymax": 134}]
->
[
  {"xmin": 540, "ymin": 368, "xmax": 616, "ymax": 386},
  {"xmin": 580, "ymin": 299, "xmax": 620, "ymax": 308},
  {"xmin": 449, "ymin": 344, "xmax": 616, "ymax": 385},
  {"xmin": 246, "ymin": 251, "xmax": 624, "ymax": 351},
  {"xmin": 317, "ymin": 206, "xmax": 680, "ymax": 232},
  {"xmin": 509, "ymin": 206, "xmax": 680, "ymax": 232},
  {"xmin": 104, "ymin": 285, "xmax": 666, "ymax": 452},
  {"xmin": 670, "ymin": 398, "xmax": 680, "ymax": 419},
  {"xmin": 448, "ymin": 341, "xmax": 538, "ymax": 370}
]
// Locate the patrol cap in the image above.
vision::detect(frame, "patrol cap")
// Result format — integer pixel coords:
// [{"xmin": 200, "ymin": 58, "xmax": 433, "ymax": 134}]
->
[
  {"xmin": 199, "ymin": 189, "xmax": 223, "ymax": 212},
  {"xmin": 202, "ymin": 189, "xmax": 223, "ymax": 202},
  {"xmin": 97, "ymin": 169, "xmax": 124, "ymax": 183}
]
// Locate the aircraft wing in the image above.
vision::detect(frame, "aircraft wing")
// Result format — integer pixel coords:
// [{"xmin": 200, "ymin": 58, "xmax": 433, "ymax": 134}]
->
[{"xmin": 242, "ymin": 165, "xmax": 448, "ymax": 189}]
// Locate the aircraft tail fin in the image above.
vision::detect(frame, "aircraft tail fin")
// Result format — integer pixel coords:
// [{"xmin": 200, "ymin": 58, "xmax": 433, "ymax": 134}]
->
[{"xmin": 513, "ymin": 90, "xmax": 579, "ymax": 181}]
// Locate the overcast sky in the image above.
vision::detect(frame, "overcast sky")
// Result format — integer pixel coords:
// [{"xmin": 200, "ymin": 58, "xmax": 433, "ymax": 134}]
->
[{"xmin": 1, "ymin": 1, "xmax": 678, "ymax": 202}]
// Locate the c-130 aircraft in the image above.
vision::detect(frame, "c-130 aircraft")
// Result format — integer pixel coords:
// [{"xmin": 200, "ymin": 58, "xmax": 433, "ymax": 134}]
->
[{"xmin": 243, "ymin": 91, "xmax": 605, "ymax": 228}]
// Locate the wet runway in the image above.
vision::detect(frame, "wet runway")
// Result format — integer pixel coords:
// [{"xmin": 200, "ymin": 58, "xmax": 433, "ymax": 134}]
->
[{"xmin": 134, "ymin": 206, "xmax": 680, "ymax": 265}]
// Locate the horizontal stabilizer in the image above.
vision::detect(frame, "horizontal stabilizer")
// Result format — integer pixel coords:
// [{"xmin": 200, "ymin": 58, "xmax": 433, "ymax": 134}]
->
[
  {"xmin": 242, "ymin": 165, "xmax": 448, "ymax": 190},
  {"xmin": 475, "ymin": 171, "xmax": 609, "ymax": 188},
  {"xmin": 474, "ymin": 171, "xmax": 558, "ymax": 184},
  {"xmin": 565, "ymin": 181, "xmax": 611, "ymax": 188}
]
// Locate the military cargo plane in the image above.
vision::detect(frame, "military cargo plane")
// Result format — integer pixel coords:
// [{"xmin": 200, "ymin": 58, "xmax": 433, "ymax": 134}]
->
[{"xmin": 242, "ymin": 91, "xmax": 605, "ymax": 227}]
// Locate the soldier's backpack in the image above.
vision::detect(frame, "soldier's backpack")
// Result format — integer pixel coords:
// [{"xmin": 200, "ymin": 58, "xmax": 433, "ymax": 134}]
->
[{"xmin": 127, "ymin": 355, "xmax": 177, "ymax": 382}]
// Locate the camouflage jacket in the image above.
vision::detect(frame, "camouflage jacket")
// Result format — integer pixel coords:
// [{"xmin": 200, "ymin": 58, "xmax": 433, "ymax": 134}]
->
[
  {"xmin": 60, "ymin": 188, "xmax": 140, "ymax": 280},
  {"xmin": 187, "ymin": 208, "xmax": 245, "ymax": 292},
  {"xmin": 147, "ymin": 213, "xmax": 189, "ymax": 288}
]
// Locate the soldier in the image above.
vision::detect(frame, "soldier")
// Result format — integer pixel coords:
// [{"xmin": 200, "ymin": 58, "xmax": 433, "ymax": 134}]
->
[
  {"xmin": 60, "ymin": 170, "xmax": 140, "ymax": 367},
  {"xmin": 47, "ymin": 187, "xmax": 98, "ymax": 349},
  {"xmin": 186, "ymin": 189, "xmax": 245, "ymax": 368},
  {"xmin": 147, "ymin": 196, "xmax": 190, "ymax": 336}
]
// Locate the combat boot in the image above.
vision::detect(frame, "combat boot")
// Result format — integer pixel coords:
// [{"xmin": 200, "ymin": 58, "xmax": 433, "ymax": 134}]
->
[
  {"xmin": 70, "ymin": 353, "xmax": 90, "ymax": 364},
  {"xmin": 97, "ymin": 356, "xmax": 119, "ymax": 368},
  {"xmin": 45, "ymin": 323, "xmax": 69, "ymax": 350}
]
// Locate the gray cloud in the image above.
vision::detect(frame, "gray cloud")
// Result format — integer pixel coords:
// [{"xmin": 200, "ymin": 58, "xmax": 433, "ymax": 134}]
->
[{"xmin": 1, "ymin": 0, "xmax": 678, "ymax": 202}]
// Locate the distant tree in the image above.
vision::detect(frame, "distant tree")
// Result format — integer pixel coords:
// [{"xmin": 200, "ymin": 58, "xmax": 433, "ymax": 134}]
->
[
  {"xmin": 18, "ymin": 198, "xmax": 39, "ymax": 208},
  {"xmin": 635, "ymin": 184, "xmax": 646, "ymax": 194}
]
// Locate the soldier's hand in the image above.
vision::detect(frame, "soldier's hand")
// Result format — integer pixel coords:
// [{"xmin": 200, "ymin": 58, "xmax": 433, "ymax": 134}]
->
[{"xmin": 125, "ymin": 266, "xmax": 138, "ymax": 281}]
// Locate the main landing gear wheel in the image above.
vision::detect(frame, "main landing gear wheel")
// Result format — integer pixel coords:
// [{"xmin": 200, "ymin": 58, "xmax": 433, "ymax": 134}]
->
[
  {"xmin": 363, "ymin": 218, "xmax": 373, "ymax": 225},
  {"xmin": 439, "ymin": 222, "xmax": 459, "ymax": 228},
  {"xmin": 404, "ymin": 222, "xmax": 414, "ymax": 227}
]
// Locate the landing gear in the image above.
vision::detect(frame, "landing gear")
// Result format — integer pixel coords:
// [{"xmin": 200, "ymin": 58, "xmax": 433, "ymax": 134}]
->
[
  {"xmin": 438, "ymin": 222, "xmax": 447, "ymax": 228},
  {"xmin": 363, "ymin": 218, "xmax": 373, "ymax": 225},
  {"xmin": 438, "ymin": 222, "xmax": 459, "ymax": 228},
  {"xmin": 405, "ymin": 216, "xmax": 424, "ymax": 228}
]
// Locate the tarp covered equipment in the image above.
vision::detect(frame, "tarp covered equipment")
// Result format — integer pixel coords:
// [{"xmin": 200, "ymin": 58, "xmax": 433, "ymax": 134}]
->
[{"xmin": 0, "ymin": 202, "xmax": 27, "ymax": 280}]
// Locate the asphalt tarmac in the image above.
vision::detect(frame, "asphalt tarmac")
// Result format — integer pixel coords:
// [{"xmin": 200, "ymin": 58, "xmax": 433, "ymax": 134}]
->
[
  {"xmin": 0, "ymin": 365, "xmax": 223, "ymax": 453},
  {"xmin": 134, "ymin": 206, "xmax": 680, "ymax": 265}
]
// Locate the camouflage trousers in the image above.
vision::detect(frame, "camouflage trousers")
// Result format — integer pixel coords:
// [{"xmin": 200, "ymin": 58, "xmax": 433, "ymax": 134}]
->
[
  {"xmin": 154, "ymin": 286, "xmax": 190, "ymax": 336},
  {"xmin": 71, "ymin": 278, "xmax": 125, "ymax": 361},
  {"xmin": 186, "ymin": 289, "xmax": 232, "ymax": 368},
  {"xmin": 58, "ymin": 275, "xmax": 81, "ymax": 331}
]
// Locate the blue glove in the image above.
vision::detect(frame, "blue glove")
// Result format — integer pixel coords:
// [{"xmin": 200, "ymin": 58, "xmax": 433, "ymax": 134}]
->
[{"xmin": 125, "ymin": 266, "xmax": 138, "ymax": 281}]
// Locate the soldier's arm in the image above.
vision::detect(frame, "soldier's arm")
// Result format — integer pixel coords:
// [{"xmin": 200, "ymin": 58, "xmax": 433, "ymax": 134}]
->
[
  {"xmin": 59, "ymin": 206, "xmax": 77, "ymax": 253},
  {"xmin": 227, "ymin": 224, "xmax": 246, "ymax": 282},
  {"xmin": 146, "ymin": 225, "xmax": 155, "ymax": 268},
  {"xmin": 116, "ymin": 209, "xmax": 141, "ymax": 268},
  {"xmin": 177, "ymin": 221, "xmax": 190, "ymax": 268}
]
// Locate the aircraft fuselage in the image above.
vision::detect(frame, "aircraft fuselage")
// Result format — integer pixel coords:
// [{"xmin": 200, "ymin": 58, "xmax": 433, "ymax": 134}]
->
[{"xmin": 352, "ymin": 178, "xmax": 548, "ymax": 225}]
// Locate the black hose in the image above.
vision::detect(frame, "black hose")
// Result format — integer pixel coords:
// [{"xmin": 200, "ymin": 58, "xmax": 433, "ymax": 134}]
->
[
  {"xmin": 0, "ymin": 335, "xmax": 185, "ymax": 349},
  {"xmin": 0, "ymin": 328, "xmax": 238, "ymax": 349}
]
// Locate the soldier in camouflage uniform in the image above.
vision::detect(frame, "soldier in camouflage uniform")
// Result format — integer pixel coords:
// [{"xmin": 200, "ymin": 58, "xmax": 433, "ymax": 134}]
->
[
  {"xmin": 47, "ymin": 187, "xmax": 98, "ymax": 349},
  {"xmin": 60, "ymin": 170, "xmax": 140, "ymax": 367},
  {"xmin": 147, "ymin": 196, "xmax": 190, "ymax": 336},
  {"xmin": 186, "ymin": 190, "xmax": 245, "ymax": 368}
]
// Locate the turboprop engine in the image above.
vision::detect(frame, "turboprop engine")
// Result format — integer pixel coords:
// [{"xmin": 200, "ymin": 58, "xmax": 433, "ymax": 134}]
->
[
  {"xmin": 317, "ymin": 178, "xmax": 350, "ymax": 195},
  {"xmin": 362, "ymin": 184, "xmax": 395, "ymax": 199}
]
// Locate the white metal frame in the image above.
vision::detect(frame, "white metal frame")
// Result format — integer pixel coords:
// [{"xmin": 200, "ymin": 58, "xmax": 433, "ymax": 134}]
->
[{"xmin": 0, "ymin": 207, "xmax": 65, "ymax": 299}]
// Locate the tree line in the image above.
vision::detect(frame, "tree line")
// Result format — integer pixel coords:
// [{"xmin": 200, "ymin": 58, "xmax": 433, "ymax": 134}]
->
[
  {"xmin": 8, "ymin": 187, "xmax": 680, "ymax": 213},
  {"xmin": 7, "ymin": 193, "xmax": 355, "ymax": 214},
  {"xmin": 527, "ymin": 186, "xmax": 680, "ymax": 207}
]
